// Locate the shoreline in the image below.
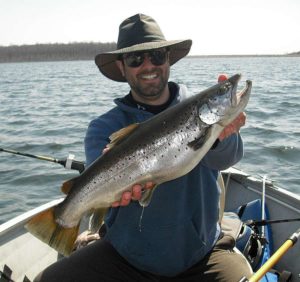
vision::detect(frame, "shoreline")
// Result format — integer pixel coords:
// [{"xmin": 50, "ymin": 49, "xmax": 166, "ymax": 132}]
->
[
  {"xmin": 1, "ymin": 54, "xmax": 299, "ymax": 64},
  {"xmin": 0, "ymin": 43, "xmax": 299, "ymax": 63}
]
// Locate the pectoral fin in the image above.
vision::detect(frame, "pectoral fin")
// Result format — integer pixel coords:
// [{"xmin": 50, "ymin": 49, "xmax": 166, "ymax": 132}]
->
[
  {"xmin": 139, "ymin": 185, "xmax": 158, "ymax": 207},
  {"xmin": 188, "ymin": 135, "xmax": 207, "ymax": 150},
  {"xmin": 188, "ymin": 127, "xmax": 210, "ymax": 150}
]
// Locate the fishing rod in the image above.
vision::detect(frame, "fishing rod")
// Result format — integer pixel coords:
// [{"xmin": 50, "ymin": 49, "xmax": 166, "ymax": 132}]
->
[
  {"xmin": 0, "ymin": 147, "xmax": 85, "ymax": 173},
  {"xmin": 239, "ymin": 227, "xmax": 300, "ymax": 282},
  {"xmin": 245, "ymin": 217, "xmax": 300, "ymax": 227}
]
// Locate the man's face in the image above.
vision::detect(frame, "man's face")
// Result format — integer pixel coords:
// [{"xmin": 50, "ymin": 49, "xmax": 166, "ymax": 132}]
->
[{"xmin": 116, "ymin": 49, "xmax": 170, "ymax": 104}]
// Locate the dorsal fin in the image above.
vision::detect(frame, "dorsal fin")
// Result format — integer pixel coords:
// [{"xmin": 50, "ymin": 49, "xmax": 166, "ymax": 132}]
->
[{"xmin": 107, "ymin": 123, "xmax": 139, "ymax": 149}]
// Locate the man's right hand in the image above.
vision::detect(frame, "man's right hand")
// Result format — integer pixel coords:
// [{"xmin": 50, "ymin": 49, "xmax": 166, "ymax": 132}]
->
[{"xmin": 111, "ymin": 182, "xmax": 155, "ymax": 207}]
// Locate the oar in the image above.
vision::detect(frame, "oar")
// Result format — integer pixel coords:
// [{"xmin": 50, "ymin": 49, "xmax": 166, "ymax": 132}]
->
[
  {"xmin": 0, "ymin": 147, "xmax": 85, "ymax": 173},
  {"xmin": 239, "ymin": 227, "xmax": 300, "ymax": 282}
]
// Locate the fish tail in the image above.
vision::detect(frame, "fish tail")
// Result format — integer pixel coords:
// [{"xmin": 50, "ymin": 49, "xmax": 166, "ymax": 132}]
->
[{"xmin": 25, "ymin": 207, "xmax": 79, "ymax": 256}]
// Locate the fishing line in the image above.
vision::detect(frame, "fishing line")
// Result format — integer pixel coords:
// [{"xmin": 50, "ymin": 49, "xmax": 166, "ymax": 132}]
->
[{"xmin": 139, "ymin": 206, "xmax": 145, "ymax": 232}]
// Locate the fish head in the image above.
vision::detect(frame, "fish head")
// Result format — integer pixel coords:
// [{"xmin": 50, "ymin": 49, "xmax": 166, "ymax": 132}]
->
[{"xmin": 198, "ymin": 74, "xmax": 252, "ymax": 127}]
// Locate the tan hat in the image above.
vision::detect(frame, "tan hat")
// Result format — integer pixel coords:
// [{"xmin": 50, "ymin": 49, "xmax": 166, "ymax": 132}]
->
[{"xmin": 95, "ymin": 14, "xmax": 192, "ymax": 82}]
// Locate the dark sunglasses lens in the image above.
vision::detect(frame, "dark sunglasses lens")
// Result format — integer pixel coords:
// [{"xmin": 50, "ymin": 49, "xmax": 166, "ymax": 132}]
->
[
  {"xmin": 149, "ymin": 50, "xmax": 167, "ymax": 66},
  {"xmin": 124, "ymin": 53, "xmax": 144, "ymax": 67},
  {"xmin": 123, "ymin": 50, "xmax": 168, "ymax": 68}
]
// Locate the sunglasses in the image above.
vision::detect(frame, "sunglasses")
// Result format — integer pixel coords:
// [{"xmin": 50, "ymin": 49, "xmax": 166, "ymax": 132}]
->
[{"xmin": 122, "ymin": 49, "xmax": 169, "ymax": 68}]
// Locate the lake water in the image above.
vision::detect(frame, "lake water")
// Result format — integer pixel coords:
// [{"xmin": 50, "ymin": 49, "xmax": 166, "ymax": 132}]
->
[{"xmin": 0, "ymin": 57, "xmax": 299, "ymax": 224}]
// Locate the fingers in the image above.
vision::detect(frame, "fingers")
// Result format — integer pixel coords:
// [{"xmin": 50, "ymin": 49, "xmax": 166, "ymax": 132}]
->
[
  {"xmin": 73, "ymin": 230, "xmax": 100, "ymax": 251},
  {"xmin": 112, "ymin": 191, "xmax": 132, "ymax": 207},
  {"xmin": 144, "ymin": 181, "xmax": 156, "ymax": 189},
  {"xmin": 219, "ymin": 112, "xmax": 246, "ymax": 141},
  {"xmin": 219, "ymin": 125, "xmax": 234, "ymax": 141},
  {"xmin": 131, "ymin": 184, "xmax": 143, "ymax": 201},
  {"xmin": 111, "ymin": 182, "xmax": 155, "ymax": 207},
  {"xmin": 218, "ymin": 74, "xmax": 228, "ymax": 82}
]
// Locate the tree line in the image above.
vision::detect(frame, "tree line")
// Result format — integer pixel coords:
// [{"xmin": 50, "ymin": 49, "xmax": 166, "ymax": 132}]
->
[
  {"xmin": 0, "ymin": 43, "xmax": 298, "ymax": 63},
  {"xmin": 0, "ymin": 42, "xmax": 117, "ymax": 63}
]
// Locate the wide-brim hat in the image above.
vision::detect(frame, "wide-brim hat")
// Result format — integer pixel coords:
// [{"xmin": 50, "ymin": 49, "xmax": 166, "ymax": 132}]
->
[{"xmin": 95, "ymin": 14, "xmax": 192, "ymax": 82}]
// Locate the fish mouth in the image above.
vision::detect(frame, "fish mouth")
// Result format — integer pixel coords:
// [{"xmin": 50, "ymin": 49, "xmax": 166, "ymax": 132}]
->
[
  {"xmin": 234, "ymin": 79, "xmax": 252, "ymax": 107},
  {"xmin": 225, "ymin": 74, "xmax": 252, "ymax": 107}
]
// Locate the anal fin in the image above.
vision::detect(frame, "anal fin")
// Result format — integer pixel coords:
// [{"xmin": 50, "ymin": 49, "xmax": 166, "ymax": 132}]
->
[{"xmin": 89, "ymin": 208, "xmax": 108, "ymax": 233}]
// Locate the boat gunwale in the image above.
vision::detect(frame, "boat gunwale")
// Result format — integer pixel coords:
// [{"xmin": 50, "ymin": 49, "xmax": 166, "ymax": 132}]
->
[{"xmin": 0, "ymin": 198, "xmax": 64, "ymax": 236}]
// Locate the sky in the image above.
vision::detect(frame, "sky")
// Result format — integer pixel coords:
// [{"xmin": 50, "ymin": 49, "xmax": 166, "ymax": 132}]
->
[{"xmin": 0, "ymin": 0, "xmax": 299, "ymax": 55}]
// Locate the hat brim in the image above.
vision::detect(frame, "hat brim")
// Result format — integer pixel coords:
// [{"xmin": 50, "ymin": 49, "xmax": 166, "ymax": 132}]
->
[{"xmin": 95, "ymin": 39, "xmax": 192, "ymax": 82}]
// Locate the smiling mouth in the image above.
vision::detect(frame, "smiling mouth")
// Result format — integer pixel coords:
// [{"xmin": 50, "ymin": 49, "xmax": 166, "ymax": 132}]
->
[{"xmin": 140, "ymin": 73, "xmax": 158, "ymax": 80}]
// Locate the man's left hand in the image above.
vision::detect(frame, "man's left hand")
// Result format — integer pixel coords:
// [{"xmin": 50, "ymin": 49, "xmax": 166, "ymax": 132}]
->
[{"xmin": 218, "ymin": 112, "xmax": 246, "ymax": 141}]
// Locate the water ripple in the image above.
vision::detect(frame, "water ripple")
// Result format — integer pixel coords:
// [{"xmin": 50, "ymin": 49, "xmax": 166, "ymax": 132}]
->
[{"xmin": 1, "ymin": 58, "xmax": 299, "ymax": 223}]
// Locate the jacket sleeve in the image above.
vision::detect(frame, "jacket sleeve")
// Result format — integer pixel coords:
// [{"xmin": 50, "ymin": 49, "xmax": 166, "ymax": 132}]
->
[
  {"xmin": 84, "ymin": 118, "xmax": 111, "ymax": 167},
  {"xmin": 201, "ymin": 133, "xmax": 244, "ymax": 170},
  {"xmin": 84, "ymin": 108, "xmax": 133, "ymax": 166}
]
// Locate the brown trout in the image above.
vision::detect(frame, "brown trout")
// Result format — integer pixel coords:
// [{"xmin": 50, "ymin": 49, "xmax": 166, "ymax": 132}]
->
[{"xmin": 25, "ymin": 74, "xmax": 252, "ymax": 255}]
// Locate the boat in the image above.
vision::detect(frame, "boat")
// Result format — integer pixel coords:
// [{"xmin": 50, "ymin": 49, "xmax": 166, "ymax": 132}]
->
[{"xmin": 0, "ymin": 167, "xmax": 299, "ymax": 282}]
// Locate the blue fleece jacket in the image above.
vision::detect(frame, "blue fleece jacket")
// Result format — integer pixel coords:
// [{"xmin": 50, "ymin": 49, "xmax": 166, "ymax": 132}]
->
[{"xmin": 84, "ymin": 83, "xmax": 243, "ymax": 276}]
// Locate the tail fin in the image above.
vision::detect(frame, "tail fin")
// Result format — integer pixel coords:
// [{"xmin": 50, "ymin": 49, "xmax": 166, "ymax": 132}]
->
[{"xmin": 25, "ymin": 207, "xmax": 79, "ymax": 256}]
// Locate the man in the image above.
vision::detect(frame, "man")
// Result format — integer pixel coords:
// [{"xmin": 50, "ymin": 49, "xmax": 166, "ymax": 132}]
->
[{"xmin": 35, "ymin": 13, "xmax": 252, "ymax": 281}]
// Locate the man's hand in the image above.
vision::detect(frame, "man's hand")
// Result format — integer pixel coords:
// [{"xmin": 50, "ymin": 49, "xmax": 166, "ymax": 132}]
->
[
  {"xmin": 73, "ymin": 230, "xmax": 100, "ymax": 251},
  {"xmin": 103, "ymin": 146, "xmax": 156, "ymax": 207},
  {"xmin": 217, "ymin": 74, "xmax": 246, "ymax": 141},
  {"xmin": 218, "ymin": 112, "xmax": 246, "ymax": 141},
  {"xmin": 111, "ymin": 182, "xmax": 155, "ymax": 207}
]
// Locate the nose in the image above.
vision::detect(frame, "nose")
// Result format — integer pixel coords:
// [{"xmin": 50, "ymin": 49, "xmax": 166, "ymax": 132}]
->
[{"xmin": 140, "ymin": 53, "xmax": 155, "ymax": 67}]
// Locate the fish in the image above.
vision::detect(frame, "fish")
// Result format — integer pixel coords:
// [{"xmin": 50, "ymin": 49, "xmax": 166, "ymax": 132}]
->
[{"xmin": 25, "ymin": 73, "xmax": 252, "ymax": 256}]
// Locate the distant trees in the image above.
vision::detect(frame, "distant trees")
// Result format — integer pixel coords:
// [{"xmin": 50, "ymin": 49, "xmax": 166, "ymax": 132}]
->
[
  {"xmin": 0, "ymin": 42, "xmax": 117, "ymax": 63},
  {"xmin": 0, "ymin": 43, "xmax": 298, "ymax": 63},
  {"xmin": 289, "ymin": 51, "xmax": 300, "ymax": 56}
]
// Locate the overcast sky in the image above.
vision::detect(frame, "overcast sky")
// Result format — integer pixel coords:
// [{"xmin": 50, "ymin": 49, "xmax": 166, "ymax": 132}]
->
[{"xmin": 0, "ymin": 0, "xmax": 299, "ymax": 55}]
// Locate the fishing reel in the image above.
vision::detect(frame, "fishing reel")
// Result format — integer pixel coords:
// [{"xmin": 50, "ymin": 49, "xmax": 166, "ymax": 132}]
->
[
  {"xmin": 237, "ymin": 223, "xmax": 268, "ymax": 271},
  {"xmin": 244, "ymin": 227, "xmax": 268, "ymax": 271}
]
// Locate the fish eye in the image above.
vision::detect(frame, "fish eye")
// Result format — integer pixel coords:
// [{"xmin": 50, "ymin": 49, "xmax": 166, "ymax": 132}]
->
[{"xmin": 219, "ymin": 82, "xmax": 231, "ymax": 95}]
